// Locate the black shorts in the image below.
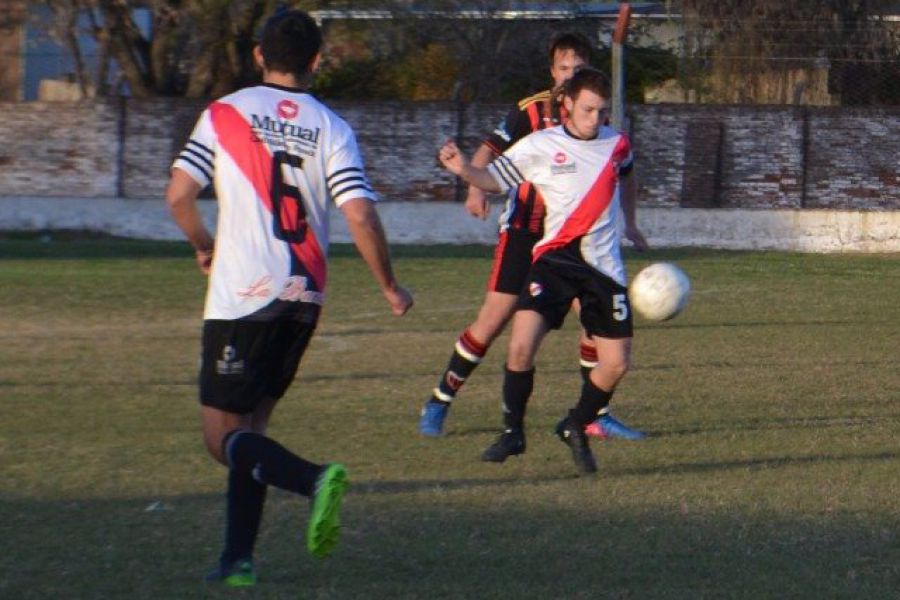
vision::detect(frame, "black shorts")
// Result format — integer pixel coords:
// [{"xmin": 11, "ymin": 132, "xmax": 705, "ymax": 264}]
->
[
  {"xmin": 516, "ymin": 256, "xmax": 633, "ymax": 339},
  {"xmin": 487, "ymin": 230, "xmax": 539, "ymax": 295},
  {"xmin": 199, "ymin": 319, "xmax": 317, "ymax": 414}
]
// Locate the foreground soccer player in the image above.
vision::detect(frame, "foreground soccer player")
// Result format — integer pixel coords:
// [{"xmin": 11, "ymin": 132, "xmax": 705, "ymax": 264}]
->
[
  {"xmin": 419, "ymin": 33, "xmax": 647, "ymax": 441},
  {"xmin": 166, "ymin": 10, "xmax": 413, "ymax": 585},
  {"xmin": 438, "ymin": 67, "xmax": 635, "ymax": 475}
]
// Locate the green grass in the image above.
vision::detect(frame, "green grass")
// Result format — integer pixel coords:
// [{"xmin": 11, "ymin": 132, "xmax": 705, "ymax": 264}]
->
[{"xmin": 1, "ymin": 237, "xmax": 898, "ymax": 599}]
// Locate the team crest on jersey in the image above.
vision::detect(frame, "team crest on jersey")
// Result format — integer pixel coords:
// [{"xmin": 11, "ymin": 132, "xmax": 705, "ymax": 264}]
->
[
  {"xmin": 529, "ymin": 282, "xmax": 543, "ymax": 297},
  {"xmin": 551, "ymin": 153, "xmax": 578, "ymax": 175},
  {"xmin": 277, "ymin": 100, "xmax": 299, "ymax": 120}
]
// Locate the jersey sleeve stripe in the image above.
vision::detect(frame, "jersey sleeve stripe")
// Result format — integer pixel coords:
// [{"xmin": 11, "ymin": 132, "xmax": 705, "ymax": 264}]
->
[
  {"xmin": 326, "ymin": 166, "xmax": 363, "ymax": 184},
  {"xmin": 333, "ymin": 183, "xmax": 376, "ymax": 201},
  {"xmin": 329, "ymin": 174, "xmax": 368, "ymax": 190},
  {"xmin": 173, "ymin": 155, "xmax": 212, "ymax": 184},
  {"xmin": 494, "ymin": 156, "xmax": 525, "ymax": 187},
  {"xmin": 487, "ymin": 163, "xmax": 516, "ymax": 190},
  {"xmin": 182, "ymin": 147, "xmax": 214, "ymax": 171},
  {"xmin": 187, "ymin": 139, "xmax": 214, "ymax": 159}
]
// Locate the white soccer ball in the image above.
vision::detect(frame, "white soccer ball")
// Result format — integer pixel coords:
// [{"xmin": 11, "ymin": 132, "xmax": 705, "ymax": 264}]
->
[{"xmin": 629, "ymin": 262, "xmax": 691, "ymax": 321}]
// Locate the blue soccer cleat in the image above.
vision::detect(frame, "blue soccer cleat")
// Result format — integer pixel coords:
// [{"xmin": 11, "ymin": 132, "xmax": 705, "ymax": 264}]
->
[
  {"xmin": 418, "ymin": 399, "xmax": 449, "ymax": 437},
  {"xmin": 585, "ymin": 413, "xmax": 646, "ymax": 441}
]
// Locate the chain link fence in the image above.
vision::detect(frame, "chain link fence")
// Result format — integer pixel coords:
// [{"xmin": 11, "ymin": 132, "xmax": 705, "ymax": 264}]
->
[{"xmin": 637, "ymin": 11, "xmax": 900, "ymax": 107}]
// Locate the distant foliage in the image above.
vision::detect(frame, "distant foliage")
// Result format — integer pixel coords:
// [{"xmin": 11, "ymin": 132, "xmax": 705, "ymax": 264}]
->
[{"xmin": 675, "ymin": 0, "xmax": 900, "ymax": 105}]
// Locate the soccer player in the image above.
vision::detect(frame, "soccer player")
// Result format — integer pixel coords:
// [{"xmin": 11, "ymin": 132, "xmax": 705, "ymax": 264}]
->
[
  {"xmin": 165, "ymin": 9, "xmax": 413, "ymax": 586},
  {"xmin": 438, "ymin": 67, "xmax": 635, "ymax": 475},
  {"xmin": 419, "ymin": 33, "xmax": 647, "ymax": 441}
]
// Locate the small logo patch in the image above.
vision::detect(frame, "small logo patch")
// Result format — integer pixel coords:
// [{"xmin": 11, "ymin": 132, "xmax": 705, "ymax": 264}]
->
[
  {"xmin": 445, "ymin": 371, "xmax": 465, "ymax": 391},
  {"xmin": 216, "ymin": 345, "xmax": 245, "ymax": 375},
  {"xmin": 529, "ymin": 282, "xmax": 543, "ymax": 297},
  {"xmin": 277, "ymin": 100, "xmax": 299, "ymax": 120},
  {"xmin": 554, "ymin": 151, "xmax": 567, "ymax": 164}
]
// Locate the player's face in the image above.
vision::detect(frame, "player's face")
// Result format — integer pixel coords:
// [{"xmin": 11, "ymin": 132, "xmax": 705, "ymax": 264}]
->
[
  {"xmin": 563, "ymin": 89, "xmax": 609, "ymax": 140},
  {"xmin": 549, "ymin": 49, "xmax": 586, "ymax": 89}
]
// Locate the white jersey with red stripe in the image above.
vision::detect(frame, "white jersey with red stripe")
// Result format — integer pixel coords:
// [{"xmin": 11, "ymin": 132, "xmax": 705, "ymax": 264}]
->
[
  {"xmin": 487, "ymin": 124, "xmax": 633, "ymax": 286},
  {"xmin": 173, "ymin": 83, "xmax": 377, "ymax": 321}
]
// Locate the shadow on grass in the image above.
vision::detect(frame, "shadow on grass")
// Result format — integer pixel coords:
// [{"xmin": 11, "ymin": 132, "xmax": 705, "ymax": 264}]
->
[
  {"xmin": 612, "ymin": 450, "xmax": 900, "ymax": 479},
  {"xmin": 1, "ymin": 487, "xmax": 897, "ymax": 599},
  {"xmin": 657, "ymin": 414, "xmax": 900, "ymax": 437}
]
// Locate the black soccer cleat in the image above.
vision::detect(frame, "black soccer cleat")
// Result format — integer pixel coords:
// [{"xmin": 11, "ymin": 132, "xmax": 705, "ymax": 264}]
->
[
  {"xmin": 555, "ymin": 417, "xmax": 598, "ymax": 475},
  {"xmin": 481, "ymin": 429, "xmax": 526, "ymax": 463}
]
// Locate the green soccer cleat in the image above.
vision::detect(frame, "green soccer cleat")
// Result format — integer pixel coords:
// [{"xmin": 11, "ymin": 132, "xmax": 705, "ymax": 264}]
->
[
  {"xmin": 307, "ymin": 463, "xmax": 349, "ymax": 558},
  {"xmin": 204, "ymin": 559, "xmax": 258, "ymax": 587}
]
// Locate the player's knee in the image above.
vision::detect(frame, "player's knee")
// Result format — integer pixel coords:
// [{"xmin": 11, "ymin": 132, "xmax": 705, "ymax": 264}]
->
[
  {"xmin": 599, "ymin": 355, "xmax": 630, "ymax": 382},
  {"xmin": 506, "ymin": 342, "xmax": 534, "ymax": 371},
  {"xmin": 203, "ymin": 429, "xmax": 227, "ymax": 465},
  {"xmin": 610, "ymin": 355, "xmax": 631, "ymax": 380}
]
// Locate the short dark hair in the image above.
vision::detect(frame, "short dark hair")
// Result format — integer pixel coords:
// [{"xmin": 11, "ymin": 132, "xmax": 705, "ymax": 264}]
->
[
  {"xmin": 548, "ymin": 32, "xmax": 593, "ymax": 63},
  {"xmin": 259, "ymin": 9, "xmax": 322, "ymax": 80},
  {"xmin": 563, "ymin": 67, "xmax": 611, "ymax": 100}
]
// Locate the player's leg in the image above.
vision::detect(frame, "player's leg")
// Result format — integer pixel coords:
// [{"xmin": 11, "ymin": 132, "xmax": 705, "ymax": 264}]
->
[
  {"xmin": 482, "ymin": 257, "xmax": 572, "ymax": 462},
  {"xmin": 558, "ymin": 335, "xmax": 631, "ymax": 475},
  {"xmin": 206, "ymin": 394, "xmax": 277, "ymax": 585},
  {"xmin": 419, "ymin": 231, "xmax": 535, "ymax": 436},
  {"xmin": 201, "ymin": 319, "xmax": 345, "ymax": 585},
  {"xmin": 573, "ymin": 300, "xmax": 645, "ymax": 440},
  {"xmin": 482, "ymin": 309, "xmax": 551, "ymax": 462},
  {"xmin": 200, "ymin": 320, "xmax": 324, "ymax": 496},
  {"xmin": 556, "ymin": 278, "xmax": 633, "ymax": 475}
]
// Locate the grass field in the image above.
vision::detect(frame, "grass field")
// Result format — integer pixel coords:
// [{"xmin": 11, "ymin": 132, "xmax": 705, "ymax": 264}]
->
[{"xmin": 1, "ymin": 236, "xmax": 898, "ymax": 599}]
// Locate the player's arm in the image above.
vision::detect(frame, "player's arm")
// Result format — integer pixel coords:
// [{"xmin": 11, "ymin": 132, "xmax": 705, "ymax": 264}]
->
[
  {"xmin": 463, "ymin": 143, "xmax": 498, "ymax": 220},
  {"xmin": 439, "ymin": 140, "xmax": 502, "ymax": 193},
  {"xmin": 340, "ymin": 198, "xmax": 413, "ymax": 316},
  {"xmin": 165, "ymin": 168, "xmax": 215, "ymax": 273},
  {"xmin": 619, "ymin": 168, "xmax": 649, "ymax": 251}
]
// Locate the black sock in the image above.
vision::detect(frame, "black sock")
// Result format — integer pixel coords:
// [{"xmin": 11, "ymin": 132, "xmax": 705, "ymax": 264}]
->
[
  {"xmin": 224, "ymin": 430, "xmax": 322, "ymax": 497},
  {"xmin": 502, "ymin": 367, "xmax": 534, "ymax": 431},
  {"xmin": 433, "ymin": 329, "xmax": 487, "ymax": 402},
  {"xmin": 220, "ymin": 468, "xmax": 267, "ymax": 567},
  {"xmin": 569, "ymin": 380, "xmax": 613, "ymax": 427}
]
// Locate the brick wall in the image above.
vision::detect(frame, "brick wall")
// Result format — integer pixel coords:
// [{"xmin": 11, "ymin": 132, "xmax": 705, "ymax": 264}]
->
[
  {"xmin": 0, "ymin": 102, "xmax": 120, "ymax": 196},
  {"xmin": 0, "ymin": 99, "xmax": 897, "ymax": 209}
]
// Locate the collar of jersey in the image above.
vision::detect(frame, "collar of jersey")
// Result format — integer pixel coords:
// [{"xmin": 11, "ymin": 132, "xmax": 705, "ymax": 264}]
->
[
  {"xmin": 562, "ymin": 124, "xmax": 598, "ymax": 142},
  {"xmin": 261, "ymin": 82, "xmax": 309, "ymax": 94}
]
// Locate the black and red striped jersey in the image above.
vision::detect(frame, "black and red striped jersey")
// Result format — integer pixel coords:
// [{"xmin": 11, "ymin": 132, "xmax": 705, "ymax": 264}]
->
[{"xmin": 483, "ymin": 90, "xmax": 568, "ymax": 236}]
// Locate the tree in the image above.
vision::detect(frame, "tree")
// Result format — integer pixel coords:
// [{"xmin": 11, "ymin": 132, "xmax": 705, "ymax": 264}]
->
[
  {"xmin": 31, "ymin": 0, "xmax": 282, "ymax": 98},
  {"xmin": 674, "ymin": 0, "xmax": 900, "ymax": 105}
]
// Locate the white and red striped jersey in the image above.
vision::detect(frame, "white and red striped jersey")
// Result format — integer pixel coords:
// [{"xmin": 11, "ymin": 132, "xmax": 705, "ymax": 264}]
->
[
  {"xmin": 173, "ymin": 83, "xmax": 377, "ymax": 321},
  {"xmin": 487, "ymin": 124, "xmax": 633, "ymax": 286}
]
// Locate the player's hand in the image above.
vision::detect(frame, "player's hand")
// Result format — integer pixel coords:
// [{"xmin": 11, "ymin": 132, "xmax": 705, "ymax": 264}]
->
[
  {"xmin": 438, "ymin": 140, "xmax": 465, "ymax": 175},
  {"xmin": 195, "ymin": 248, "xmax": 214, "ymax": 274},
  {"xmin": 464, "ymin": 187, "xmax": 490, "ymax": 220},
  {"xmin": 384, "ymin": 285, "xmax": 414, "ymax": 316},
  {"xmin": 625, "ymin": 225, "xmax": 649, "ymax": 252}
]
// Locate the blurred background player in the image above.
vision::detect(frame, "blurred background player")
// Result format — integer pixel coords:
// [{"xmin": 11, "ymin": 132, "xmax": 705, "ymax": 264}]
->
[
  {"xmin": 419, "ymin": 33, "xmax": 647, "ymax": 440},
  {"xmin": 166, "ymin": 9, "xmax": 413, "ymax": 586},
  {"xmin": 438, "ymin": 67, "xmax": 639, "ymax": 475}
]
